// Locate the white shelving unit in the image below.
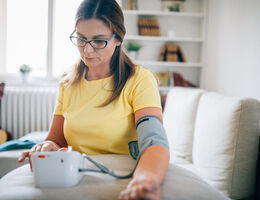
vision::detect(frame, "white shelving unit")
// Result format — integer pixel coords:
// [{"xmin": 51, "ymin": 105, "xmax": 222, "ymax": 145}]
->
[
  {"xmin": 125, "ymin": 35, "xmax": 203, "ymax": 42},
  {"xmin": 136, "ymin": 60, "xmax": 202, "ymax": 68},
  {"xmin": 123, "ymin": 10, "xmax": 204, "ymax": 18},
  {"xmin": 120, "ymin": 0, "xmax": 207, "ymax": 93}
]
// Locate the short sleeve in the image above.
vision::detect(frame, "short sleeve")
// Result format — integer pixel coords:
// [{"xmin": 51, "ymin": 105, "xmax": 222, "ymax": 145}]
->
[
  {"xmin": 130, "ymin": 68, "xmax": 162, "ymax": 112},
  {"xmin": 53, "ymin": 84, "xmax": 64, "ymax": 115}
]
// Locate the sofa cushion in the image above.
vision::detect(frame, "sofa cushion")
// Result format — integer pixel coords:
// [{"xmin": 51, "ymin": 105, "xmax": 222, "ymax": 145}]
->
[
  {"xmin": 193, "ymin": 92, "xmax": 260, "ymax": 199},
  {"xmin": 163, "ymin": 87, "xmax": 204, "ymax": 164}
]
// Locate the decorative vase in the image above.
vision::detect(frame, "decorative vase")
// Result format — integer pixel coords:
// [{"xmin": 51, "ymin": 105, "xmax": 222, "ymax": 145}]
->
[
  {"xmin": 21, "ymin": 73, "xmax": 29, "ymax": 84},
  {"xmin": 127, "ymin": 51, "xmax": 138, "ymax": 60}
]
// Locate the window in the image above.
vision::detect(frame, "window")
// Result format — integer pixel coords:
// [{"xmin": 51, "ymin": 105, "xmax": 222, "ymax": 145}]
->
[
  {"xmin": 53, "ymin": 0, "xmax": 82, "ymax": 78},
  {"xmin": 1, "ymin": 0, "xmax": 83, "ymax": 79},
  {"xmin": 6, "ymin": 0, "xmax": 48, "ymax": 76}
]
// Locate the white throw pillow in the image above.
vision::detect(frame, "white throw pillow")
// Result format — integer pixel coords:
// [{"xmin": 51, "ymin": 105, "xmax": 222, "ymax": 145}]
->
[
  {"xmin": 193, "ymin": 92, "xmax": 260, "ymax": 199},
  {"xmin": 163, "ymin": 87, "xmax": 204, "ymax": 164}
]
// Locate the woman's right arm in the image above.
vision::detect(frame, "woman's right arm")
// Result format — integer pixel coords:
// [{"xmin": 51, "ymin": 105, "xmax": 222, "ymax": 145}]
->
[
  {"xmin": 45, "ymin": 114, "xmax": 67, "ymax": 148},
  {"xmin": 18, "ymin": 114, "xmax": 67, "ymax": 163}
]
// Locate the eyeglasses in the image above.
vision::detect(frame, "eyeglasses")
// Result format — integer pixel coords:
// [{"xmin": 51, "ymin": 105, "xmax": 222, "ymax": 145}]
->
[{"xmin": 70, "ymin": 32, "xmax": 115, "ymax": 49}]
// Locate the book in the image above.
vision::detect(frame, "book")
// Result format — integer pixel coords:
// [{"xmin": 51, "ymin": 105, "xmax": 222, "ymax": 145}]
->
[
  {"xmin": 158, "ymin": 44, "xmax": 167, "ymax": 61},
  {"xmin": 177, "ymin": 45, "xmax": 186, "ymax": 62},
  {"xmin": 158, "ymin": 43, "xmax": 186, "ymax": 62},
  {"xmin": 156, "ymin": 72, "xmax": 170, "ymax": 86},
  {"xmin": 127, "ymin": 0, "xmax": 132, "ymax": 10},
  {"xmin": 138, "ymin": 18, "xmax": 160, "ymax": 36},
  {"xmin": 166, "ymin": 44, "xmax": 178, "ymax": 62}
]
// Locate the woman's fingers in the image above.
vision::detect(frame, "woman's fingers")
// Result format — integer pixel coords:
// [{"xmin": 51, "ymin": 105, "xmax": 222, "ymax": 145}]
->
[
  {"xmin": 34, "ymin": 141, "xmax": 60, "ymax": 152},
  {"xmin": 119, "ymin": 177, "xmax": 160, "ymax": 200},
  {"xmin": 41, "ymin": 144, "xmax": 50, "ymax": 152},
  {"xmin": 18, "ymin": 142, "xmax": 60, "ymax": 172},
  {"xmin": 18, "ymin": 151, "xmax": 30, "ymax": 163},
  {"xmin": 30, "ymin": 145, "xmax": 37, "ymax": 152},
  {"xmin": 42, "ymin": 142, "xmax": 57, "ymax": 152},
  {"xmin": 58, "ymin": 147, "xmax": 68, "ymax": 151},
  {"xmin": 18, "ymin": 141, "xmax": 60, "ymax": 164},
  {"xmin": 18, "ymin": 151, "xmax": 33, "ymax": 171},
  {"xmin": 35, "ymin": 143, "xmax": 43, "ymax": 152},
  {"xmin": 28, "ymin": 152, "xmax": 33, "ymax": 171}
]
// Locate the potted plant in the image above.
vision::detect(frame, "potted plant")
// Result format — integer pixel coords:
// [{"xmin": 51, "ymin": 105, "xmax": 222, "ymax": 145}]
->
[
  {"xmin": 19, "ymin": 64, "xmax": 31, "ymax": 83},
  {"xmin": 161, "ymin": 0, "xmax": 186, "ymax": 12},
  {"xmin": 125, "ymin": 41, "xmax": 142, "ymax": 60}
]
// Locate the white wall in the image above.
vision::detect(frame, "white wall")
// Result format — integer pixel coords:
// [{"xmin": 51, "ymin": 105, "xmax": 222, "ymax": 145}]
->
[{"xmin": 203, "ymin": 0, "xmax": 260, "ymax": 100}]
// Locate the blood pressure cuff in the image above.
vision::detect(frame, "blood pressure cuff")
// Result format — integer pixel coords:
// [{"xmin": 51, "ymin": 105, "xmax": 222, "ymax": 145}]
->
[{"xmin": 128, "ymin": 115, "xmax": 169, "ymax": 160}]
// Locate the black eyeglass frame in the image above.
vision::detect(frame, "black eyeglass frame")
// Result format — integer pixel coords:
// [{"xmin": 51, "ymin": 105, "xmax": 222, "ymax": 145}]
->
[{"xmin": 69, "ymin": 32, "xmax": 116, "ymax": 49}]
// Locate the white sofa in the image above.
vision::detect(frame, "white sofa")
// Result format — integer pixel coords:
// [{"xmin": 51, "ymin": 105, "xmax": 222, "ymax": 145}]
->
[
  {"xmin": 0, "ymin": 87, "xmax": 259, "ymax": 200},
  {"xmin": 163, "ymin": 87, "xmax": 260, "ymax": 199}
]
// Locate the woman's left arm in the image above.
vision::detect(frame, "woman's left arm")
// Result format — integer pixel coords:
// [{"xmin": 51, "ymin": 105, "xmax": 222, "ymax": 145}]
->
[{"xmin": 119, "ymin": 107, "xmax": 169, "ymax": 200}]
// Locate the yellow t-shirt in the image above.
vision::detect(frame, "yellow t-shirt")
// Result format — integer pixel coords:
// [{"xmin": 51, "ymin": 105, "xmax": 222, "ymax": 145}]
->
[{"xmin": 54, "ymin": 66, "xmax": 161, "ymax": 155}]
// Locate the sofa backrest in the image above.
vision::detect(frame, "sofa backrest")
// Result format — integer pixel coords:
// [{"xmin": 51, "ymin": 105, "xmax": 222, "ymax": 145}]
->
[{"xmin": 163, "ymin": 87, "xmax": 260, "ymax": 200}]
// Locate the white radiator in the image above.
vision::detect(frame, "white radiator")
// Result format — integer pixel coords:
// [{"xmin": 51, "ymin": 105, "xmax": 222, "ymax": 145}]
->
[{"xmin": 0, "ymin": 86, "xmax": 58, "ymax": 139}]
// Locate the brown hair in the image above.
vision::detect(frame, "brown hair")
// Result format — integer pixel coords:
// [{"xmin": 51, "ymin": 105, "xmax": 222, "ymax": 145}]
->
[{"xmin": 62, "ymin": 0, "xmax": 136, "ymax": 106}]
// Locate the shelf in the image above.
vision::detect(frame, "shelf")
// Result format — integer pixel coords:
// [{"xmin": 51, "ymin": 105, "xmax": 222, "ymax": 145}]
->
[
  {"xmin": 122, "ymin": 0, "xmax": 206, "ymax": 87},
  {"xmin": 125, "ymin": 35, "xmax": 203, "ymax": 42},
  {"xmin": 123, "ymin": 10, "xmax": 204, "ymax": 18},
  {"xmin": 135, "ymin": 60, "xmax": 203, "ymax": 68}
]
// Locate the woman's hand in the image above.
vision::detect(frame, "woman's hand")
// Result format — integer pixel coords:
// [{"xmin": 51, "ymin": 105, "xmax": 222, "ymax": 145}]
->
[
  {"xmin": 18, "ymin": 140, "xmax": 61, "ymax": 170},
  {"xmin": 119, "ymin": 174, "xmax": 161, "ymax": 200}
]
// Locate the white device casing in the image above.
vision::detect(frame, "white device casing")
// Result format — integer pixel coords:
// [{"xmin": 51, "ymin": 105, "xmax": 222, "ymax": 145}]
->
[{"xmin": 31, "ymin": 151, "xmax": 86, "ymax": 188}]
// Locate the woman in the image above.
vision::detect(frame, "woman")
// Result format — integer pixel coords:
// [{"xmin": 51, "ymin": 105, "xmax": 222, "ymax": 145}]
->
[{"xmin": 18, "ymin": 0, "xmax": 169, "ymax": 199}]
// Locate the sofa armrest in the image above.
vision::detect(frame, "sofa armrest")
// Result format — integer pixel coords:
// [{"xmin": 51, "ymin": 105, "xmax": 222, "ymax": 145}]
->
[
  {"xmin": 193, "ymin": 93, "xmax": 260, "ymax": 199},
  {"xmin": 0, "ymin": 154, "xmax": 229, "ymax": 200}
]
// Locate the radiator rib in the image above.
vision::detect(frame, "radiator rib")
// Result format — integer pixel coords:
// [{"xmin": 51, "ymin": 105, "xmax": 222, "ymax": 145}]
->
[{"xmin": 1, "ymin": 86, "xmax": 58, "ymax": 139}]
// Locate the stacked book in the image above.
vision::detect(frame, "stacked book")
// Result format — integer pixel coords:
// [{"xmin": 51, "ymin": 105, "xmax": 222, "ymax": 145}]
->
[
  {"xmin": 156, "ymin": 72, "xmax": 197, "ymax": 87},
  {"xmin": 156, "ymin": 72, "xmax": 172, "ymax": 87},
  {"xmin": 158, "ymin": 43, "xmax": 186, "ymax": 62},
  {"xmin": 121, "ymin": 0, "xmax": 138, "ymax": 10},
  {"xmin": 138, "ymin": 18, "xmax": 160, "ymax": 36}
]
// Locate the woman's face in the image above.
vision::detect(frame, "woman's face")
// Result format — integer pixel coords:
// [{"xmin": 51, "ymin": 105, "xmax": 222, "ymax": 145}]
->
[{"xmin": 75, "ymin": 18, "xmax": 120, "ymax": 68}]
